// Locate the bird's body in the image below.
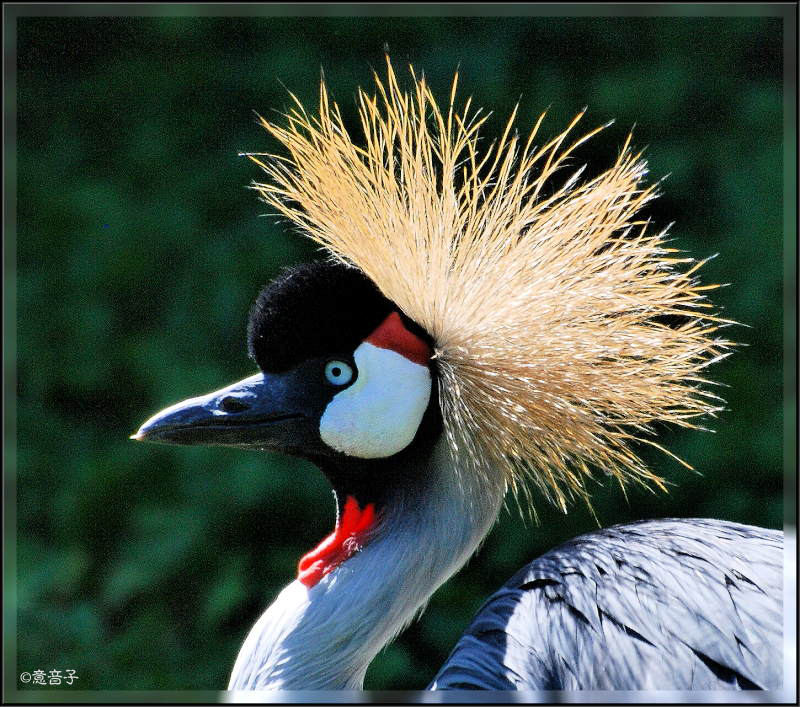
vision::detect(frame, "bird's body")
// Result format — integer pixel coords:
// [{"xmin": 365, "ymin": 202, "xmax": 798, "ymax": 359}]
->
[
  {"xmin": 134, "ymin": 57, "xmax": 784, "ymax": 692},
  {"xmin": 432, "ymin": 518, "xmax": 783, "ymax": 690}
]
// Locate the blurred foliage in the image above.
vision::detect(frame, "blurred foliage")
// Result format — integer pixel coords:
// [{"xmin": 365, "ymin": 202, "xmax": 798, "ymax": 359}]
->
[{"xmin": 13, "ymin": 11, "xmax": 787, "ymax": 693}]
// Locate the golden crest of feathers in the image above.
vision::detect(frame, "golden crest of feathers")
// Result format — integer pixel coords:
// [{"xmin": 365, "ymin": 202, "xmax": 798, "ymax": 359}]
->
[{"xmin": 247, "ymin": 56, "xmax": 732, "ymax": 511}]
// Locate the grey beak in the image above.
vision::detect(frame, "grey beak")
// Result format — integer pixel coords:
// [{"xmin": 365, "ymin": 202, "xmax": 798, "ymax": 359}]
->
[{"xmin": 132, "ymin": 371, "xmax": 322, "ymax": 453}]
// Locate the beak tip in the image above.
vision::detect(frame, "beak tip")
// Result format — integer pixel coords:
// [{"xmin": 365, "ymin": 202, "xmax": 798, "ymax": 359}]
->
[{"xmin": 130, "ymin": 430, "xmax": 145, "ymax": 442}]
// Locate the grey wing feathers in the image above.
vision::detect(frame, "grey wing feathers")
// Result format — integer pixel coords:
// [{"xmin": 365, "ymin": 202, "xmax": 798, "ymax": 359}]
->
[{"xmin": 430, "ymin": 518, "xmax": 783, "ymax": 690}]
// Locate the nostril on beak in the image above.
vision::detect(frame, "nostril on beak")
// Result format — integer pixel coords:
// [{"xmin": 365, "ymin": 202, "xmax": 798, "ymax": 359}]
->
[{"xmin": 220, "ymin": 396, "xmax": 250, "ymax": 413}]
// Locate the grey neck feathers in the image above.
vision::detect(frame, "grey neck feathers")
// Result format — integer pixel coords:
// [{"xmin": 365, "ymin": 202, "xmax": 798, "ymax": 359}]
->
[{"xmin": 227, "ymin": 438, "xmax": 506, "ymax": 690}]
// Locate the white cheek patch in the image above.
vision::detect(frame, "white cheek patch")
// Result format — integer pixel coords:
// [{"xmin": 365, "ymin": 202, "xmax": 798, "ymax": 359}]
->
[{"xmin": 319, "ymin": 341, "xmax": 431, "ymax": 458}]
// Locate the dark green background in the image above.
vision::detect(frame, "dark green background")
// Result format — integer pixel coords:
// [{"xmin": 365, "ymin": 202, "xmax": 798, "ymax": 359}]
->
[{"xmin": 13, "ymin": 10, "xmax": 789, "ymax": 692}]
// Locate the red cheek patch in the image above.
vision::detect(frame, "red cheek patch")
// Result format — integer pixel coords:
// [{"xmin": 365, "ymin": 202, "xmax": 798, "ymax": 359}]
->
[
  {"xmin": 365, "ymin": 311, "xmax": 431, "ymax": 366},
  {"xmin": 297, "ymin": 496, "xmax": 376, "ymax": 588}
]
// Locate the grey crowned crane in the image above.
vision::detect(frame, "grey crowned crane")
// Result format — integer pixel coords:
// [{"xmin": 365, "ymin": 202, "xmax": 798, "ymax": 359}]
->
[{"xmin": 133, "ymin": 58, "xmax": 783, "ymax": 691}]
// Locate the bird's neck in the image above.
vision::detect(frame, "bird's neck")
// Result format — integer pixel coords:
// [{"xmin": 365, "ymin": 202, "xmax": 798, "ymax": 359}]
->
[{"xmin": 227, "ymin": 438, "xmax": 506, "ymax": 691}]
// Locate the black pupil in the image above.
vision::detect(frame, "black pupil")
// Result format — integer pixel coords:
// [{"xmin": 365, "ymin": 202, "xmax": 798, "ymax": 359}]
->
[{"xmin": 331, "ymin": 366, "xmax": 342, "ymax": 377}]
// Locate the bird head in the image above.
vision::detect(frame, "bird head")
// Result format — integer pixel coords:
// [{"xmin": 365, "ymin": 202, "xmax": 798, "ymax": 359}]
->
[
  {"xmin": 135, "ymin": 55, "xmax": 731, "ymax": 523},
  {"xmin": 134, "ymin": 260, "xmax": 443, "ymax": 506}
]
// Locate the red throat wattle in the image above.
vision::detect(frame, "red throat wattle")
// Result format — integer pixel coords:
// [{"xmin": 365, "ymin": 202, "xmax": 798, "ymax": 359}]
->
[{"xmin": 297, "ymin": 496, "xmax": 376, "ymax": 588}]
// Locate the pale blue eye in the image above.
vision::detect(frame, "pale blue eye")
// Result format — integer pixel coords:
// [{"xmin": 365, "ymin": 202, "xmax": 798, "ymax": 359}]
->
[{"xmin": 325, "ymin": 360, "xmax": 354, "ymax": 386}]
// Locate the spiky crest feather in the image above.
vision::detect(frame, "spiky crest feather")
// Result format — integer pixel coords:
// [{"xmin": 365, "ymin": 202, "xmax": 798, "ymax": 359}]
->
[{"xmin": 247, "ymin": 56, "xmax": 732, "ymax": 512}]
